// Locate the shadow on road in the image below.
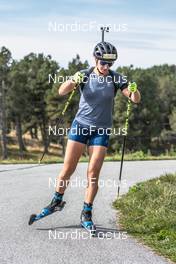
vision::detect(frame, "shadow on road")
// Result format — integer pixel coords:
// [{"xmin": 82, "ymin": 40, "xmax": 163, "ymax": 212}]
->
[
  {"xmin": 0, "ymin": 164, "xmax": 49, "ymax": 173},
  {"xmin": 36, "ymin": 225, "xmax": 127, "ymax": 239}
]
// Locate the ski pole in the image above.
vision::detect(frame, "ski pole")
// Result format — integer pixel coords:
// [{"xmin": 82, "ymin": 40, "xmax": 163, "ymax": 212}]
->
[
  {"xmin": 39, "ymin": 86, "xmax": 77, "ymax": 163},
  {"xmin": 100, "ymin": 26, "xmax": 109, "ymax": 42},
  {"xmin": 117, "ymin": 97, "xmax": 132, "ymax": 197}
]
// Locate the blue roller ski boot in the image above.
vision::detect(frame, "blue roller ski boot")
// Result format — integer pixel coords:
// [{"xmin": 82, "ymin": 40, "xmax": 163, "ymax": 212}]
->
[
  {"xmin": 28, "ymin": 192, "xmax": 66, "ymax": 225},
  {"xmin": 80, "ymin": 202, "xmax": 96, "ymax": 236}
]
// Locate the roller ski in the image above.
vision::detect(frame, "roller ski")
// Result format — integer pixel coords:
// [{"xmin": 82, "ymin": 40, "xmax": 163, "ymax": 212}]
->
[
  {"xmin": 28, "ymin": 192, "xmax": 65, "ymax": 225},
  {"xmin": 80, "ymin": 202, "xmax": 96, "ymax": 236}
]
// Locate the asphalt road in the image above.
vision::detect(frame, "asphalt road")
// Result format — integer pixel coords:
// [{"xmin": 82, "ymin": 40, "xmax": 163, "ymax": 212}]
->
[{"xmin": 0, "ymin": 160, "xmax": 175, "ymax": 264}]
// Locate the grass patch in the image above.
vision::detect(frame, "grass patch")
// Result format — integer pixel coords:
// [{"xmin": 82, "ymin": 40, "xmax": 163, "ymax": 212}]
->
[
  {"xmin": 1, "ymin": 132, "xmax": 176, "ymax": 163},
  {"xmin": 113, "ymin": 173, "xmax": 176, "ymax": 263},
  {"xmin": 1, "ymin": 147, "xmax": 176, "ymax": 164}
]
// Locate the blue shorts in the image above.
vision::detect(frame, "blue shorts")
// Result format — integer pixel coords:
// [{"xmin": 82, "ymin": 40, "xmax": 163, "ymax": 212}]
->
[{"xmin": 68, "ymin": 119, "xmax": 110, "ymax": 147}]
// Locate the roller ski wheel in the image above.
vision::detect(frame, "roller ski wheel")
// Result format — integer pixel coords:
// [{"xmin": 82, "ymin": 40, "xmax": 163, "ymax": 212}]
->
[{"xmin": 28, "ymin": 200, "xmax": 66, "ymax": 225}]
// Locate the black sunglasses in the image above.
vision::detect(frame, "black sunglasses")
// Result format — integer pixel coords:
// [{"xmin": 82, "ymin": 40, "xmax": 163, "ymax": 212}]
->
[{"xmin": 99, "ymin": 60, "xmax": 114, "ymax": 67}]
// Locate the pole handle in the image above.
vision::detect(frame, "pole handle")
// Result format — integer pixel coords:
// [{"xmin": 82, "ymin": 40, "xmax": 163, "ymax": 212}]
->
[{"xmin": 100, "ymin": 27, "xmax": 110, "ymax": 42}]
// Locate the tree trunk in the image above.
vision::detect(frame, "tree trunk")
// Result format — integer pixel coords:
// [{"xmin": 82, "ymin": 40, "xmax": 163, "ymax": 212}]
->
[
  {"xmin": 15, "ymin": 115, "xmax": 26, "ymax": 158},
  {"xmin": 59, "ymin": 136, "xmax": 65, "ymax": 157},
  {"xmin": 0, "ymin": 80, "xmax": 8, "ymax": 159},
  {"xmin": 29, "ymin": 127, "xmax": 34, "ymax": 139},
  {"xmin": 40, "ymin": 116, "xmax": 49, "ymax": 154},
  {"xmin": 34, "ymin": 124, "xmax": 38, "ymax": 139},
  {"xmin": 29, "ymin": 125, "xmax": 38, "ymax": 139}
]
